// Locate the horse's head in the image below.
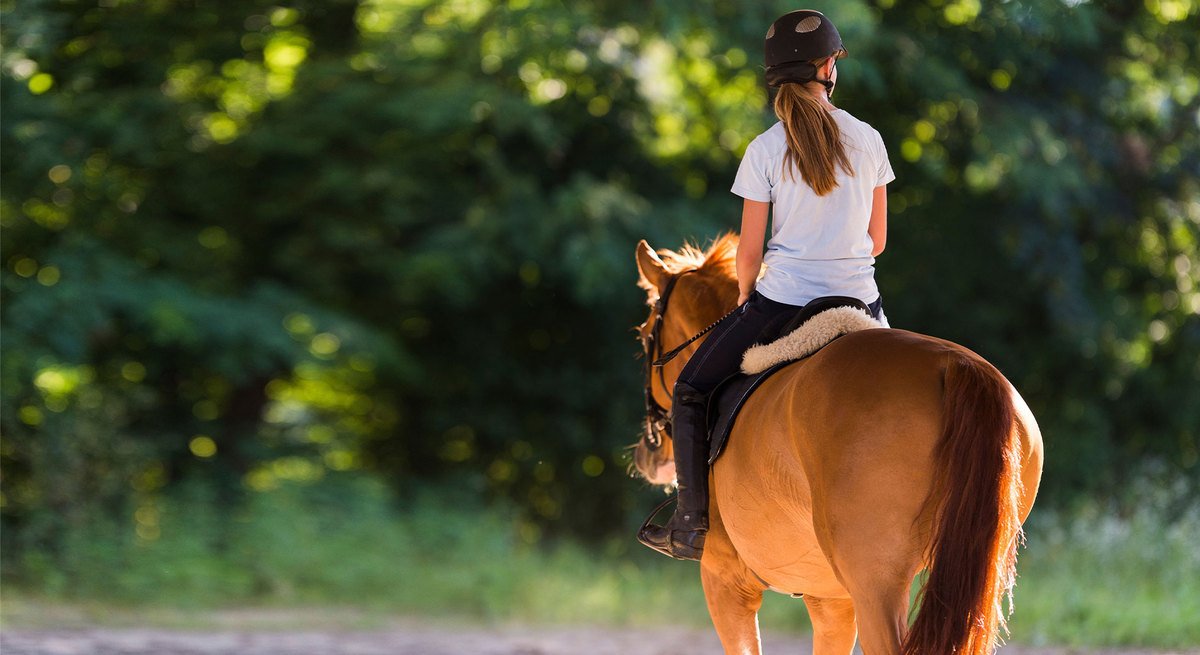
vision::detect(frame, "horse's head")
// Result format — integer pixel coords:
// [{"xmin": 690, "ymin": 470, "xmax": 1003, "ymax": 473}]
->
[{"xmin": 631, "ymin": 236, "xmax": 739, "ymax": 486}]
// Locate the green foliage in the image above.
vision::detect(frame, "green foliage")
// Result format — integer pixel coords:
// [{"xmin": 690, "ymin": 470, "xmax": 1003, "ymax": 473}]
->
[
  {"xmin": 849, "ymin": 0, "xmax": 1200, "ymax": 498},
  {"xmin": 1, "ymin": 0, "xmax": 1197, "ymax": 599}
]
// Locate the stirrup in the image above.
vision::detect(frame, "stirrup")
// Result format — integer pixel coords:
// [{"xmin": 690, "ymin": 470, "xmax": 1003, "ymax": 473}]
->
[
  {"xmin": 638, "ymin": 495, "xmax": 677, "ymax": 534},
  {"xmin": 636, "ymin": 495, "xmax": 706, "ymax": 561}
]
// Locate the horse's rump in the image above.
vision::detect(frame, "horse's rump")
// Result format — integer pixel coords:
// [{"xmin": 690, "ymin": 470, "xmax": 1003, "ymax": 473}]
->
[{"xmin": 713, "ymin": 328, "xmax": 1034, "ymax": 653}]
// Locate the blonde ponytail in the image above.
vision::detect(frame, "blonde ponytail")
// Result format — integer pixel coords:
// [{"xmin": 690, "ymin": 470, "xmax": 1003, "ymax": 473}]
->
[{"xmin": 772, "ymin": 75, "xmax": 853, "ymax": 196}]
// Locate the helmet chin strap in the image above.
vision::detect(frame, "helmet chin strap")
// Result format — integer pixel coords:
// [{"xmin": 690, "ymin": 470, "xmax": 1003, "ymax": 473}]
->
[
  {"xmin": 815, "ymin": 77, "xmax": 835, "ymax": 98},
  {"xmin": 821, "ymin": 62, "xmax": 836, "ymax": 98}
]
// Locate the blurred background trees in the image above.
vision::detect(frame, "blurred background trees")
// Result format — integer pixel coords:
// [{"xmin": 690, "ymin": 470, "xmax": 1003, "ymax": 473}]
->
[{"xmin": 2, "ymin": 0, "xmax": 1197, "ymax": 592}]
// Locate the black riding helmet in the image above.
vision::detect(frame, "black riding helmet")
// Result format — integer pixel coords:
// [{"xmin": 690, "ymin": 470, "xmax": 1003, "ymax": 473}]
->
[{"xmin": 763, "ymin": 10, "xmax": 846, "ymax": 90}]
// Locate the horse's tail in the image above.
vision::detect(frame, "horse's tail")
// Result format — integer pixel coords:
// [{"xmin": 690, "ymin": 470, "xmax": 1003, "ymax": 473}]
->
[{"xmin": 902, "ymin": 354, "xmax": 1024, "ymax": 655}]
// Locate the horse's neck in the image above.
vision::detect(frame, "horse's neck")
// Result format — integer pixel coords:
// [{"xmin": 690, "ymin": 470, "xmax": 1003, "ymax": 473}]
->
[
  {"xmin": 703, "ymin": 278, "xmax": 739, "ymax": 318},
  {"xmin": 673, "ymin": 290, "xmax": 738, "ymax": 362},
  {"xmin": 666, "ymin": 276, "xmax": 737, "ymax": 351},
  {"xmin": 682, "ymin": 297, "xmax": 737, "ymax": 337}
]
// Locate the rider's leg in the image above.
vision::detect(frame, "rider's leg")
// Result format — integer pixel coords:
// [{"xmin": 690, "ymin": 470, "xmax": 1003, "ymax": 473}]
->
[
  {"xmin": 868, "ymin": 296, "xmax": 889, "ymax": 328},
  {"xmin": 637, "ymin": 380, "xmax": 710, "ymax": 560}
]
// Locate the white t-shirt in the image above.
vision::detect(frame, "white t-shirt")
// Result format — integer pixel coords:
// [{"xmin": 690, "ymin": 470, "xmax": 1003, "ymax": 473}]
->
[{"xmin": 730, "ymin": 109, "xmax": 895, "ymax": 307}]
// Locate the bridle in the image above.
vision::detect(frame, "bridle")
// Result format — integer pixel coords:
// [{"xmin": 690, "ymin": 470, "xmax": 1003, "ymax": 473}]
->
[
  {"xmin": 639, "ymin": 273, "xmax": 684, "ymax": 452},
  {"xmin": 638, "ymin": 270, "xmax": 739, "ymax": 452}
]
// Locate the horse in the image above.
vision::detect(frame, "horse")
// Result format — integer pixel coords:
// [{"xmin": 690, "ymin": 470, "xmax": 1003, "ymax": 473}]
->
[{"xmin": 631, "ymin": 235, "xmax": 1044, "ymax": 655}]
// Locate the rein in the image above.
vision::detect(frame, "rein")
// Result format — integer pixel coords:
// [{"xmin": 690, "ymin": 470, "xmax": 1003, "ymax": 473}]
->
[
  {"xmin": 640, "ymin": 270, "xmax": 738, "ymax": 451},
  {"xmin": 652, "ymin": 304, "xmax": 740, "ymax": 368}
]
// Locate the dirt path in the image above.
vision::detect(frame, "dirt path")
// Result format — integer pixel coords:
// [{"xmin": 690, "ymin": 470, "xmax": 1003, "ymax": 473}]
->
[
  {"xmin": 2, "ymin": 604, "xmax": 1192, "ymax": 655},
  {"xmin": 3, "ymin": 624, "xmax": 1195, "ymax": 655}
]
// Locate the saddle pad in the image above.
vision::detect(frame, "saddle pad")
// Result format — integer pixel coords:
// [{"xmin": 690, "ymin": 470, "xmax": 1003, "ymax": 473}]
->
[
  {"xmin": 742, "ymin": 304, "xmax": 882, "ymax": 374},
  {"xmin": 707, "ymin": 302, "xmax": 883, "ymax": 464}
]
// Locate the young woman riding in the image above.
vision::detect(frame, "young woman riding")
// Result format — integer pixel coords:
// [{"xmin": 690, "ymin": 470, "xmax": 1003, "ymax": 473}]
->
[{"xmin": 638, "ymin": 9, "xmax": 896, "ymax": 561}]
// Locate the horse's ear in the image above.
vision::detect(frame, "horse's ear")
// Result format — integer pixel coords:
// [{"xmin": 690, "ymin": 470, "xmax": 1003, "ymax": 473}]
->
[{"xmin": 636, "ymin": 239, "xmax": 669, "ymax": 293}]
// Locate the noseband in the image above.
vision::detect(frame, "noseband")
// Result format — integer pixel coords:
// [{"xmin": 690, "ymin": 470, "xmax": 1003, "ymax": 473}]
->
[{"xmin": 639, "ymin": 270, "xmax": 739, "ymax": 452}]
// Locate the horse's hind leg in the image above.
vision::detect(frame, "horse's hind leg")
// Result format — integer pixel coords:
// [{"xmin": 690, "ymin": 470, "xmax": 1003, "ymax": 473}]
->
[
  {"xmin": 802, "ymin": 596, "xmax": 857, "ymax": 655},
  {"xmin": 819, "ymin": 516, "xmax": 919, "ymax": 654},
  {"xmin": 850, "ymin": 584, "xmax": 909, "ymax": 655}
]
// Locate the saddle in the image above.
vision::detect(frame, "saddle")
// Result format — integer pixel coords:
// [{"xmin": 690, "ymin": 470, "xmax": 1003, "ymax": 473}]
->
[{"xmin": 706, "ymin": 296, "xmax": 882, "ymax": 464}]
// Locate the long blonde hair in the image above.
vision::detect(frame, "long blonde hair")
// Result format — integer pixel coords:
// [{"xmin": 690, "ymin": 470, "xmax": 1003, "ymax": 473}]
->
[{"xmin": 772, "ymin": 61, "xmax": 853, "ymax": 196}]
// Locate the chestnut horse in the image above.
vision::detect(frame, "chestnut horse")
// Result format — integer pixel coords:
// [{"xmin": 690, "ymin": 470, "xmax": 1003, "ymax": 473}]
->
[{"xmin": 632, "ymin": 236, "xmax": 1043, "ymax": 655}]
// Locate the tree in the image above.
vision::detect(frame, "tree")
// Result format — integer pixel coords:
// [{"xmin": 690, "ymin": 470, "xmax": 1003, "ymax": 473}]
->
[{"xmin": 1, "ymin": 0, "xmax": 1196, "ymax": 579}]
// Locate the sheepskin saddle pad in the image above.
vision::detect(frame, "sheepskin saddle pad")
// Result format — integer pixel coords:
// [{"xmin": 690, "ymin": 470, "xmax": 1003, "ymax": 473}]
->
[{"xmin": 706, "ymin": 297, "xmax": 883, "ymax": 465}]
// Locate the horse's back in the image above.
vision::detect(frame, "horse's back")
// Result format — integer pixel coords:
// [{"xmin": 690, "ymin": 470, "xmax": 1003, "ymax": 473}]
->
[{"xmin": 718, "ymin": 327, "xmax": 958, "ymax": 494}]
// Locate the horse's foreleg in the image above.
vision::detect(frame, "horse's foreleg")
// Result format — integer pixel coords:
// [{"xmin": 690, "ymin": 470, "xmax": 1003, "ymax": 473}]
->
[
  {"xmin": 700, "ymin": 561, "xmax": 763, "ymax": 655},
  {"xmin": 700, "ymin": 503, "xmax": 766, "ymax": 655},
  {"xmin": 803, "ymin": 596, "xmax": 857, "ymax": 655}
]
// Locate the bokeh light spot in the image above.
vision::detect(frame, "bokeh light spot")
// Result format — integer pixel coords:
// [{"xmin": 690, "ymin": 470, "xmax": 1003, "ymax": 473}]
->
[
  {"xmin": 990, "ymin": 69, "xmax": 1012, "ymax": 91},
  {"xmin": 441, "ymin": 425, "xmax": 476, "ymax": 462},
  {"xmin": 198, "ymin": 226, "xmax": 229, "ymax": 249},
  {"xmin": 582, "ymin": 455, "xmax": 605, "ymax": 477},
  {"xmin": 310, "ymin": 332, "xmax": 341, "ymax": 356},
  {"xmin": 265, "ymin": 39, "xmax": 307, "ymax": 70},
  {"xmin": 14, "ymin": 258, "xmax": 38, "ymax": 277},
  {"xmin": 34, "ymin": 369, "xmax": 70, "ymax": 394},
  {"xmin": 204, "ymin": 113, "xmax": 240, "ymax": 143},
  {"xmin": 488, "ymin": 459, "xmax": 516, "ymax": 482},
  {"xmin": 324, "ymin": 450, "xmax": 357, "ymax": 471},
  {"xmin": 18, "ymin": 406, "xmax": 43, "ymax": 426},
  {"xmin": 48, "ymin": 165, "xmax": 72, "ymax": 184},
  {"xmin": 121, "ymin": 362, "xmax": 147, "ymax": 382},
  {"xmin": 28, "ymin": 73, "xmax": 54, "ymax": 94},
  {"xmin": 284, "ymin": 312, "xmax": 315, "ymax": 335},
  {"xmin": 189, "ymin": 435, "xmax": 218, "ymax": 458},
  {"xmin": 587, "ymin": 96, "xmax": 611, "ymax": 117},
  {"xmin": 913, "ymin": 120, "xmax": 936, "ymax": 143},
  {"xmin": 193, "ymin": 399, "xmax": 220, "ymax": 420},
  {"xmin": 36, "ymin": 266, "xmax": 61, "ymax": 286}
]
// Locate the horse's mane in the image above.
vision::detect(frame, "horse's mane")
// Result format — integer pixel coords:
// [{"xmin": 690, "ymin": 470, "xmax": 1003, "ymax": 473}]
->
[{"xmin": 647, "ymin": 233, "xmax": 739, "ymax": 291}]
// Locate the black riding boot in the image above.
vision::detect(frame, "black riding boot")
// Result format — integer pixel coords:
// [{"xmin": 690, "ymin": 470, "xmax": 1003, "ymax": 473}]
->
[{"xmin": 637, "ymin": 382, "xmax": 710, "ymax": 561}]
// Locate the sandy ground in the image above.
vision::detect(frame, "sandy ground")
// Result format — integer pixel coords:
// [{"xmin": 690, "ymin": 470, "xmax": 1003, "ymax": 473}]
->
[
  {"xmin": 3, "ymin": 623, "xmax": 1196, "ymax": 655},
  {"xmin": 2, "ymin": 604, "xmax": 1193, "ymax": 655}
]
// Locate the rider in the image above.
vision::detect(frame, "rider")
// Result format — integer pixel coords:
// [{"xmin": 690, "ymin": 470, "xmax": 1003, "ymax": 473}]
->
[{"xmin": 637, "ymin": 9, "xmax": 895, "ymax": 561}]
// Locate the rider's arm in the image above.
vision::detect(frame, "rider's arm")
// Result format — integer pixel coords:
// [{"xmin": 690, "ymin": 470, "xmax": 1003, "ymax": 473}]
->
[
  {"xmin": 737, "ymin": 199, "xmax": 770, "ymax": 305},
  {"xmin": 869, "ymin": 185, "xmax": 888, "ymax": 257}
]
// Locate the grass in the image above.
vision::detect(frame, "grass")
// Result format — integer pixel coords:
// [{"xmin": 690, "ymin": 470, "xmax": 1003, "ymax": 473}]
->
[
  {"xmin": 2, "ymin": 474, "xmax": 1197, "ymax": 648},
  {"xmin": 1006, "ymin": 475, "xmax": 1200, "ymax": 648}
]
